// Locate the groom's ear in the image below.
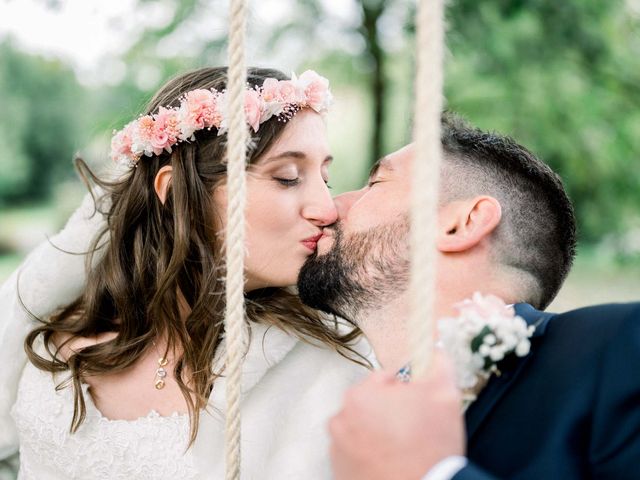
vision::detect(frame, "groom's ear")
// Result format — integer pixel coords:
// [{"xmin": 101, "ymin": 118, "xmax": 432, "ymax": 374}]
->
[
  {"xmin": 154, "ymin": 166, "xmax": 173, "ymax": 204},
  {"xmin": 436, "ymin": 196, "xmax": 502, "ymax": 253}
]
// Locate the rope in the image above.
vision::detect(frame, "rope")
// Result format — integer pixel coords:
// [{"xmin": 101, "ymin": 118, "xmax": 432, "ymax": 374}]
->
[
  {"xmin": 225, "ymin": 0, "xmax": 248, "ymax": 478},
  {"xmin": 409, "ymin": 0, "xmax": 445, "ymax": 378}
]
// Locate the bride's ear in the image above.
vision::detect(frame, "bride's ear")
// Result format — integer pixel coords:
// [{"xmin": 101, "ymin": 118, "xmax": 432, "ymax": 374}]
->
[
  {"xmin": 154, "ymin": 166, "xmax": 173, "ymax": 204},
  {"xmin": 437, "ymin": 196, "xmax": 502, "ymax": 253}
]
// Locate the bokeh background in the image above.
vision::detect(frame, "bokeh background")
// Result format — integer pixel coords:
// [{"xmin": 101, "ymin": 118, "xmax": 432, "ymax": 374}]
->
[{"xmin": 1, "ymin": 0, "xmax": 639, "ymax": 311}]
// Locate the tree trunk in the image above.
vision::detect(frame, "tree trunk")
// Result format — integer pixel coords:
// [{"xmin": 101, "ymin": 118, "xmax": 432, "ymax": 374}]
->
[{"xmin": 361, "ymin": 1, "xmax": 386, "ymax": 167}]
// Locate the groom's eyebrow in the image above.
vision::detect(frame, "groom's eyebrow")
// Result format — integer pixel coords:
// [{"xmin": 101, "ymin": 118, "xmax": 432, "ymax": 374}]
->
[{"xmin": 368, "ymin": 156, "xmax": 393, "ymax": 180}]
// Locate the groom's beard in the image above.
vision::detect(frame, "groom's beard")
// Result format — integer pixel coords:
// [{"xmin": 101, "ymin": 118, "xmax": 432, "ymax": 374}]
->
[{"xmin": 297, "ymin": 217, "xmax": 410, "ymax": 323}]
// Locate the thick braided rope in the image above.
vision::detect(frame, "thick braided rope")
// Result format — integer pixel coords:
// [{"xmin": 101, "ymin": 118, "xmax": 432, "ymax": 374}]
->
[
  {"xmin": 224, "ymin": 0, "xmax": 248, "ymax": 478},
  {"xmin": 409, "ymin": 0, "xmax": 445, "ymax": 378}
]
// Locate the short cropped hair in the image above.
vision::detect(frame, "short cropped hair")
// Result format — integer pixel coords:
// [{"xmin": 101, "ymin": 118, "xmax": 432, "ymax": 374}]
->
[{"xmin": 439, "ymin": 114, "xmax": 577, "ymax": 309}]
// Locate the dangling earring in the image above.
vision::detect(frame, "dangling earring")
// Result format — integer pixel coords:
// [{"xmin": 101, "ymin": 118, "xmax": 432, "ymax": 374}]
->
[
  {"xmin": 154, "ymin": 356, "xmax": 169, "ymax": 389},
  {"xmin": 152, "ymin": 341, "xmax": 169, "ymax": 390}
]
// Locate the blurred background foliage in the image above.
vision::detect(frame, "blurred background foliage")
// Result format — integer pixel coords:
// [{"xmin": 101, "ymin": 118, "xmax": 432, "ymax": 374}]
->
[{"xmin": 0, "ymin": 0, "xmax": 638, "ymax": 307}]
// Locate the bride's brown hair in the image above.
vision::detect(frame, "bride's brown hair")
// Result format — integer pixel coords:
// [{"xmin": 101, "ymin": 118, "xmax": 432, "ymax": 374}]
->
[{"xmin": 24, "ymin": 66, "xmax": 364, "ymax": 444}]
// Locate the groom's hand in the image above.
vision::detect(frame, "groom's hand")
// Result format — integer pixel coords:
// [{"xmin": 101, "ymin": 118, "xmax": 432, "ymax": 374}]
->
[{"xmin": 329, "ymin": 351, "xmax": 465, "ymax": 480}]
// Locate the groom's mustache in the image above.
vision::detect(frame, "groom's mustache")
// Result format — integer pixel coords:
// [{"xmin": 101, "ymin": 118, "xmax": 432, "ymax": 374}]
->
[
  {"xmin": 320, "ymin": 222, "xmax": 342, "ymax": 237},
  {"xmin": 318, "ymin": 224, "xmax": 339, "ymax": 245}
]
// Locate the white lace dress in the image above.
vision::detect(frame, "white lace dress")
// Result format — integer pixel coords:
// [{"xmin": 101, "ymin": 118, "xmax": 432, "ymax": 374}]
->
[{"xmin": 11, "ymin": 362, "xmax": 198, "ymax": 480}]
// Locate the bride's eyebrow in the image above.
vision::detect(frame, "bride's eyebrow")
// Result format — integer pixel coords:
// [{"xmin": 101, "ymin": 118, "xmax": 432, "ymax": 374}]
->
[
  {"xmin": 263, "ymin": 151, "xmax": 333, "ymax": 165},
  {"xmin": 266, "ymin": 151, "xmax": 306, "ymax": 162}
]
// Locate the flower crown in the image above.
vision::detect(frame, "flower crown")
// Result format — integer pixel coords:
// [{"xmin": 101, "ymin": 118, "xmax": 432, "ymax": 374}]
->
[{"xmin": 110, "ymin": 70, "xmax": 333, "ymax": 168}]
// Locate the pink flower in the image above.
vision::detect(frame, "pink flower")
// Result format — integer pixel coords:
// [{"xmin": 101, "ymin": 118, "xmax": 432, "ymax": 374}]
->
[
  {"xmin": 179, "ymin": 89, "xmax": 220, "ymax": 139},
  {"xmin": 277, "ymin": 80, "xmax": 299, "ymax": 104},
  {"xmin": 244, "ymin": 89, "xmax": 263, "ymax": 132},
  {"xmin": 150, "ymin": 131, "xmax": 168, "ymax": 154},
  {"xmin": 110, "ymin": 121, "xmax": 136, "ymax": 164},
  {"xmin": 298, "ymin": 70, "xmax": 331, "ymax": 112},
  {"xmin": 131, "ymin": 115, "xmax": 156, "ymax": 156},
  {"xmin": 152, "ymin": 107, "xmax": 180, "ymax": 154},
  {"xmin": 154, "ymin": 107, "xmax": 180, "ymax": 140},
  {"xmin": 137, "ymin": 115, "xmax": 155, "ymax": 140},
  {"xmin": 261, "ymin": 78, "xmax": 280, "ymax": 102},
  {"xmin": 455, "ymin": 293, "xmax": 514, "ymax": 319}
]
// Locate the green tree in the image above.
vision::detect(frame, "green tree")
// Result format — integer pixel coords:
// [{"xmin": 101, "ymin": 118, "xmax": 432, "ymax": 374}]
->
[
  {"xmin": 442, "ymin": 0, "xmax": 640, "ymax": 243},
  {"xmin": 122, "ymin": 0, "xmax": 411, "ymax": 168},
  {"xmin": 0, "ymin": 42, "xmax": 89, "ymax": 205}
]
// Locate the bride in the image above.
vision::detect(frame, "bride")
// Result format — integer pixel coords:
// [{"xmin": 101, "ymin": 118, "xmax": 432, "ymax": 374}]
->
[{"xmin": 0, "ymin": 66, "xmax": 370, "ymax": 479}]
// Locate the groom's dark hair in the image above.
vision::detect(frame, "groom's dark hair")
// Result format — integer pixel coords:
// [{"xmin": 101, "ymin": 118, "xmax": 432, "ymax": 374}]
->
[{"xmin": 439, "ymin": 113, "xmax": 576, "ymax": 309}]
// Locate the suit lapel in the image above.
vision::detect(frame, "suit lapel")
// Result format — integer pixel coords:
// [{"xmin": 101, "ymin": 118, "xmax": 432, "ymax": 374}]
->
[{"xmin": 464, "ymin": 303, "xmax": 554, "ymax": 441}]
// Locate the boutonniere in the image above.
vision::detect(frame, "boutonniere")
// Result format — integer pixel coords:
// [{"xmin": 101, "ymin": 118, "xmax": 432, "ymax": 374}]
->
[{"xmin": 397, "ymin": 293, "xmax": 535, "ymax": 409}]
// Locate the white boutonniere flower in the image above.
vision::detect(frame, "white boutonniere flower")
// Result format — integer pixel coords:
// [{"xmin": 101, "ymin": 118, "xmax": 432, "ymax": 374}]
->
[
  {"xmin": 437, "ymin": 292, "xmax": 535, "ymax": 407},
  {"xmin": 397, "ymin": 292, "xmax": 535, "ymax": 409}
]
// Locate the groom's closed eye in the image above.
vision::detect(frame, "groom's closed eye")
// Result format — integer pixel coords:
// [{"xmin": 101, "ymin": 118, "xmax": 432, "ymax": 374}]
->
[{"xmin": 368, "ymin": 157, "xmax": 385, "ymax": 180}]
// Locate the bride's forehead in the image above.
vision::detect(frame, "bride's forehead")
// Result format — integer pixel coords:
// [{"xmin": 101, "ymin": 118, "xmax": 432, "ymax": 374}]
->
[
  {"xmin": 258, "ymin": 114, "xmax": 331, "ymax": 164},
  {"xmin": 277, "ymin": 111, "xmax": 327, "ymax": 143}
]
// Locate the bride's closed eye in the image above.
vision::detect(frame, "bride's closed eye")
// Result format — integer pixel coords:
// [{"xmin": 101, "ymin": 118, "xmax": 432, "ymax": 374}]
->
[
  {"xmin": 270, "ymin": 163, "xmax": 301, "ymax": 187},
  {"xmin": 273, "ymin": 177, "xmax": 301, "ymax": 187}
]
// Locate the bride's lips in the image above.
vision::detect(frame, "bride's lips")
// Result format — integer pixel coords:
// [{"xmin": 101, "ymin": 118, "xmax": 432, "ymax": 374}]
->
[{"xmin": 301, "ymin": 233, "xmax": 323, "ymax": 251}]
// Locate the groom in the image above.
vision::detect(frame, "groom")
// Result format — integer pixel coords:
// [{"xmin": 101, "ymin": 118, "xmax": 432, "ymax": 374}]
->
[{"xmin": 298, "ymin": 115, "xmax": 640, "ymax": 479}]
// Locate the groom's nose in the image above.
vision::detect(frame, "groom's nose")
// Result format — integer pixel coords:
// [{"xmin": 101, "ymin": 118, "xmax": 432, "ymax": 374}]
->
[{"xmin": 333, "ymin": 188, "xmax": 366, "ymax": 220}]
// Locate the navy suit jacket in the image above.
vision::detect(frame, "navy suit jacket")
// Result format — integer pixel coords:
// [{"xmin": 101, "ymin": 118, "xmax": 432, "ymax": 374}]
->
[{"xmin": 453, "ymin": 302, "xmax": 640, "ymax": 480}]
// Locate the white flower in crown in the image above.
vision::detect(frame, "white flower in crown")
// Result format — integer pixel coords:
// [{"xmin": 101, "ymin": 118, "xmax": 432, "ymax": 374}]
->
[{"xmin": 437, "ymin": 292, "xmax": 535, "ymax": 407}]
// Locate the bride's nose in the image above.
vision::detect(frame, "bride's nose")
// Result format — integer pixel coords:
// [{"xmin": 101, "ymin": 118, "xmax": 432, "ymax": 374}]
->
[{"xmin": 301, "ymin": 183, "xmax": 338, "ymax": 226}]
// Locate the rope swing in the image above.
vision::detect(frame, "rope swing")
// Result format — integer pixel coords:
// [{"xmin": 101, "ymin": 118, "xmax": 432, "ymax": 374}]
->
[
  {"xmin": 409, "ymin": 0, "xmax": 445, "ymax": 379},
  {"xmin": 224, "ymin": 0, "xmax": 248, "ymax": 478},
  {"xmin": 221, "ymin": 0, "xmax": 445, "ymax": 477}
]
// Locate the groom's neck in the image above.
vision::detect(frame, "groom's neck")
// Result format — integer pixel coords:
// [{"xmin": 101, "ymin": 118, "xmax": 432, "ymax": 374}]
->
[
  {"xmin": 354, "ymin": 287, "xmax": 461, "ymax": 372},
  {"xmin": 355, "ymin": 274, "xmax": 524, "ymax": 371},
  {"xmin": 353, "ymin": 290, "xmax": 412, "ymax": 372}
]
